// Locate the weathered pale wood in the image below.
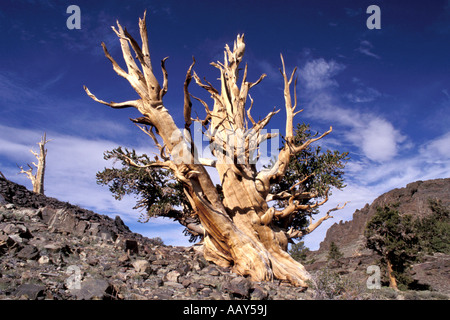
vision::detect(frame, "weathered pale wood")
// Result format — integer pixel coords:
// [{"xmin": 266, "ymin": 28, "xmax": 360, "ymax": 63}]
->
[
  {"xmin": 84, "ymin": 13, "xmax": 345, "ymax": 287},
  {"xmin": 19, "ymin": 133, "xmax": 50, "ymax": 195},
  {"xmin": 387, "ymin": 259, "xmax": 399, "ymax": 290}
]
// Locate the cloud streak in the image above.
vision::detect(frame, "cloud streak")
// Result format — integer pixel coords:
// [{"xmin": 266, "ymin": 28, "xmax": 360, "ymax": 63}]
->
[{"xmin": 356, "ymin": 40, "xmax": 381, "ymax": 59}]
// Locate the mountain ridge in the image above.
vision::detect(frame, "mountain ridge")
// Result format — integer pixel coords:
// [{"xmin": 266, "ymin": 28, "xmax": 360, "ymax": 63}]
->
[{"xmin": 312, "ymin": 178, "xmax": 450, "ymax": 259}]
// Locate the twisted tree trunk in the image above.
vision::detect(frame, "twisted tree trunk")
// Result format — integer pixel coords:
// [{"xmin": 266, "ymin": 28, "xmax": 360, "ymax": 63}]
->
[
  {"xmin": 386, "ymin": 259, "xmax": 399, "ymax": 290},
  {"xmin": 84, "ymin": 12, "xmax": 344, "ymax": 287}
]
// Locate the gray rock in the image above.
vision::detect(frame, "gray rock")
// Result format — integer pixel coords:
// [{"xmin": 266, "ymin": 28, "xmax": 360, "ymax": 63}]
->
[
  {"xmin": 73, "ymin": 220, "xmax": 89, "ymax": 236},
  {"xmin": 17, "ymin": 225, "xmax": 33, "ymax": 239},
  {"xmin": 151, "ymin": 287, "xmax": 174, "ymax": 299},
  {"xmin": 6, "ymin": 234, "xmax": 23, "ymax": 247},
  {"xmin": 40, "ymin": 207, "xmax": 57, "ymax": 224},
  {"xmin": 72, "ymin": 278, "xmax": 116, "ymax": 300},
  {"xmin": 164, "ymin": 270, "xmax": 181, "ymax": 283},
  {"xmin": 14, "ymin": 283, "xmax": 46, "ymax": 299},
  {"xmin": 38, "ymin": 255, "xmax": 50, "ymax": 264},
  {"xmin": 114, "ymin": 215, "xmax": 130, "ymax": 233},
  {"xmin": 202, "ymin": 265, "xmax": 220, "ymax": 276},
  {"xmin": 164, "ymin": 281, "xmax": 184, "ymax": 289},
  {"xmin": 223, "ymin": 276, "xmax": 251, "ymax": 298},
  {"xmin": 3, "ymin": 223, "xmax": 19, "ymax": 234},
  {"xmin": 0, "ymin": 193, "xmax": 6, "ymax": 205},
  {"xmin": 132, "ymin": 259, "xmax": 151, "ymax": 273},
  {"xmin": 250, "ymin": 284, "xmax": 269, "ymax": 300},
  {"xmin": 17, "ymin": 245, "xmax": 40, "ymax": 260},
  {"xmin": 176, "ymin": 263, "xmax": 191, "ymax": 276}
]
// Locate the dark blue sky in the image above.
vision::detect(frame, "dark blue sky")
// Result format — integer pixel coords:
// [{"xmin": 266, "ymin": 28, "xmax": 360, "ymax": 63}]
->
[{"xmin": 1, "ymin": 0, "xmax": 449, "ymax": 248}]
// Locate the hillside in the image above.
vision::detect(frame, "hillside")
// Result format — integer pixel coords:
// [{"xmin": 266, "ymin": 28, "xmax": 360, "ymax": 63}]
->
[
  {"xmin": 1, "ymin": 176, "xmax": 448, "ymax": 300},
  {"xmin": 0, "ymin": 176, "xmax": 313, "ymax": 300},
  {"xmin": 306, "ymin": 178, "xmax": 450, "ymax": 294}
]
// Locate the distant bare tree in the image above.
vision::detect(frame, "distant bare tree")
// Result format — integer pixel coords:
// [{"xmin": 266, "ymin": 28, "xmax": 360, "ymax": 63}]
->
[{"xmin": 19, "ymin": 133, "xmax": 50, "ymax": 194}]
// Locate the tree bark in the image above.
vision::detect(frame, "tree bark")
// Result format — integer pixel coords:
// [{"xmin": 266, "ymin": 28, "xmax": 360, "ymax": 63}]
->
[
  {"xmin": 386, "ymin": 259, "xmax": 398, "ymax": 290},
  {"xmin": 84, "ymin": 13, "xmax": 344, "ymax": 287}
]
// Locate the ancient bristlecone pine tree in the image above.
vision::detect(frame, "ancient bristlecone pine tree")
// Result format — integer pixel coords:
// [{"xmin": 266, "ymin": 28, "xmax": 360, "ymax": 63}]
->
[
  {"xmin": 84, "ymin": 13, "xmax": 347, "ymax": 287},
  {"xmin": 19, "ymin": 133, "xmax": 50, "ymax": 195}
]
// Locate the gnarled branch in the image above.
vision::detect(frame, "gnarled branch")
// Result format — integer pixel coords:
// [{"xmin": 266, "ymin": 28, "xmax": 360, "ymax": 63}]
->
[
  {"xmin": 255, "ymin": 56, "xmax": 332, "ymax": 194},
  {"xmin": 288, "ymin": 201, "xmax": 349, "ymax": 239},
  {"xmin": 84, "ymin": 86, "xmax": 141, "ymax": 109}
]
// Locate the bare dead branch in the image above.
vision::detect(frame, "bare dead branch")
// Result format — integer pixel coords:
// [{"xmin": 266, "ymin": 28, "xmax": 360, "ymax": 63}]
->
[
  {"xmin": 246, "ymin": 95, "xmax": 256, "ymax": 127},
  {"xmin": 160, "ymin": 57, "xmax": 169, "ymax": 98},
  {"xmin": 83, "ymin": 86, "xmax": 141, "ymax": 109},
  {"xmin": 101, "ymin": 42, "xmax": 128, "ymax": 80},
  {"xmin": 325, "ymin": 201, "xmax": 350, "ymax": 218},
  {"xmin": 289, "ymin": 173, "xmax": 315, "ymax": 192},
  {"xmin": 184, "ymin": 58, "xmax": 196, "ymax": 128}
]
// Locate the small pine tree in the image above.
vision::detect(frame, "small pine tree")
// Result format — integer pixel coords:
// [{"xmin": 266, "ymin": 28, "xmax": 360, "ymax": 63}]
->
[
  {"xmin": 327, "ymin": 241, "xmax": 343, "ymax": 261},
  {"xmin": 365, "ymin": 205, "xmax": 418, "ymax": 290},
  {"xmin": 415, "ymin": 199, "xmax": 450, "ymax": 254},
  {"xmin": 289, "ymin": 241, "xmax": 310, "ymax": 262}
]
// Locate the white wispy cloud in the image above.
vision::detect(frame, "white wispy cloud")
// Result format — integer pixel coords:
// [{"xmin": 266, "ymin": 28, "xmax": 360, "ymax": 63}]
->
[
  {"xmin": 255, "ymin": 59, "xmax": 281, "ymax": 81},
  {"xmin": 300, "ymin": 58, "xmax": 345, "ymax": 91},
  {"xmin": 346, "ymin": 87, "xmax": 381, "ymax": 103},
  {"xmin": 420, "ymin": 131, "xmax": 450, "ymax": 160},
  {"xmin": 353, "ymin": 117, "xmax": 406, "ymax": 162},
  {"xmin": 299, "ymin": 58, "xmax": 404, "ymax": 163},
  {"xmin": 356, "ymin": 40, "xmax": 381, "ymax": 59},
  {"xmin": 297, "ymin": 57, "xmax": 450, "ymax": 249}
]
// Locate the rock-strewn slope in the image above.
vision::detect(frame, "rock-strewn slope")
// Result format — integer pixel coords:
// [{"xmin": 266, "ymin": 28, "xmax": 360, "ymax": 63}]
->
[
  {"xmin": 1, "ymin": 176, "xmax": 448, "ymax": 300},
  {"xmin": 0, "ymin": 177, "xmax": 312, "ymax": 300},
  {"xmin": 313, "ymin": 178, "xmax": 450, "ymax": 260}
]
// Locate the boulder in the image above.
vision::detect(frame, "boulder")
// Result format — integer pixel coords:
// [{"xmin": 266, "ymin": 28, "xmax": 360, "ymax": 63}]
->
[
  {"xmin": 223, "ymin": 276, "xmax": 251, "ymax": 298},
  {"xmin": 0, "ymin": 193, "xmax": 6, "ymax": 205},
  {"xmin": 38, "ymin": 255, "xmax": 50, "ymax": 264},
  {"xmin": 164, "ymin": 270, "xmax": 181, "ymax": 283},
  {"xmin": 17, "ymin": 245, "xmax": 40, "ymax": 260},
  {"xmin": 250, "ymin": 284, "xmax": 269, "ymax": 300},
  {"xmin": 14, "ymin": 283, "xmax": 46, "ymax": 300},
  {"xmin": 47, "ymin": 209, "xmax": 78, "ymax": 234},
  {"xmin": 14, "ymin": 283, "xmax": 45, "ymax": 300},
  {"xmin": 71, "ymin": 278, "xmax": 117, "ymax": 300},
  {"xmin": 114, "ymin": 215, "xmax": 130, "ymax": 233},
  {"xmin": 125, "ymin": 239, "xmax": 139, "ymax": 255},
  {"xmin": 409, "ymin": 253, "xmax": 450, "ymax": 293},
  {"xmin": 132, "ymin": 259, "xmax": 151, "ymax": 273}
]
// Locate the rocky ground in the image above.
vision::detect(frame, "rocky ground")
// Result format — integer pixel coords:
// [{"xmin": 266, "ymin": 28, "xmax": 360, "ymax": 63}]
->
[
  {"xmin": 0, "ymin": 177, "xmax": 448, "ymax": 300},
  {"xmin": 0, "ymin": 201, "xmax": 313, "ymax": 300}
]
